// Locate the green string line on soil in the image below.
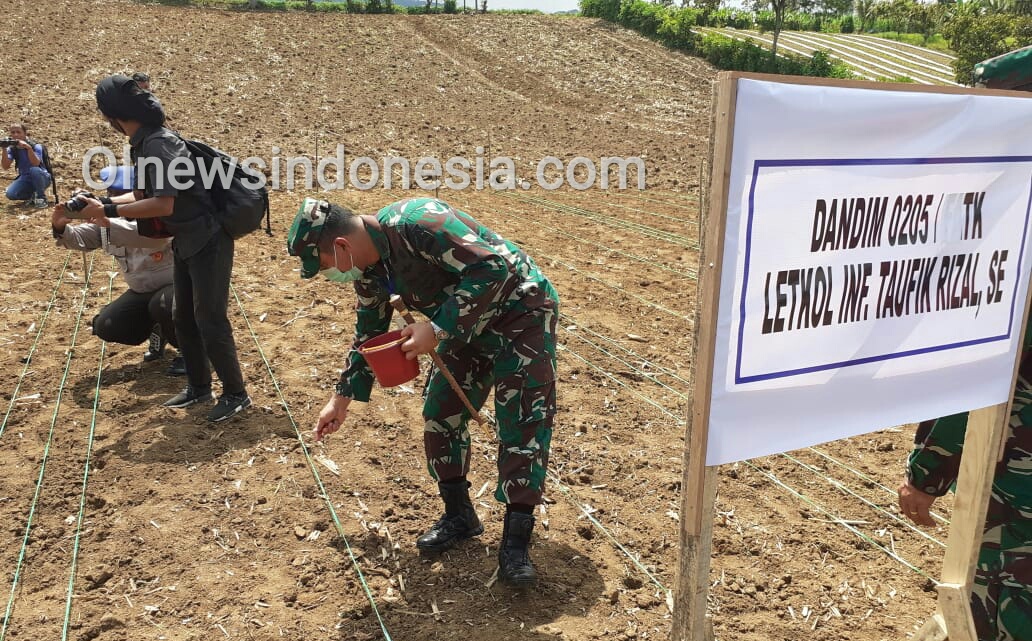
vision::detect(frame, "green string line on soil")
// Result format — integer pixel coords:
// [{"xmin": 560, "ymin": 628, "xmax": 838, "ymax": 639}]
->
[
  {"xmin": 537, "ymin": 225, "xmax": 948, "ymax": 538},
  {"xmin": 478, "ymin": 201, "xmax": 696, "ymax": 279},
  {"xmin": 540, "ymin": 252, "xmax": 690, "ymax": 322},
  {"xmin": 504, "ymin": 192, "xmax": 698, "ymax": 250},
  {"xmin": 560, "ymin": 318, "xmax": 691, "ymax": 386},
  {"xmin": 627, "ymin": 192, "xmax": 699, "ymax": 213},
  {"xmin": 390, "ymin": 190, "xmax": 698, "ymax": 279},
  {"xmin": 0, "ymin": 253, "xmax": 95, "ymax": 641},
  {"xmin": 386, "ymin": 190, "xmax": 693, "ymax": 321},
  {"xmin": 558, "ymin": 344, "xmax": 684, "ymax": 424},
  {"xmin": 555, "ymin": 195, "xmax": 697, "ymax": 225},
  {"xmin": 546, "ymin": 476, "xmax": 671, "ymax": 597},
  {"xmin": 561, "ymin": 326, "xmax": 690, "ymax": 402},
  {"xmin": 229, "ymin": 284, "xmax": 394, "ymax": 641},
  {"xmin": 780, "ymin": 453, "xmax": 945, "ymax": 549},
  {"xmin": 806, "ymin": 447, "xmax": 950, "ymax": 525},
  {"xmin": 61, "ymin": 272, "xmax": 113, "ymax": 641},
  {"xmin": 463, "ymin": 410, "xmax": 674, "ymax": 597},
  {"xmin": 557, "ymin": 317, "xmax": 947, "ymax": 540},
  {"xmin": 561, "ymin": 316, "xmax": 950, "ymax": 544},
  {"xmin": 0, "ymin": 253, "xmax": 73, "ymax": 440},
  {"xmin": 743, "ymin": 460, "xmax": 939, "ymax": 585},
  {"xmin": 510, "ymin": 192, "xmax": 697, "ymax": 246}
]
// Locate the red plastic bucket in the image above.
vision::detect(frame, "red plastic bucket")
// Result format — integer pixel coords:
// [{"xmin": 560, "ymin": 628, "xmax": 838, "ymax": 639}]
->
[{"xmin": 358, "ymin": 329, "xmax": 420, "ymax": 388}]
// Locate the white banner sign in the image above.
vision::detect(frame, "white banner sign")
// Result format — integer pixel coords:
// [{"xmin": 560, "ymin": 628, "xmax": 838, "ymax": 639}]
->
[{"xmin": 707, "ymin": 79, "xmax": 1032, "ymax": 465}]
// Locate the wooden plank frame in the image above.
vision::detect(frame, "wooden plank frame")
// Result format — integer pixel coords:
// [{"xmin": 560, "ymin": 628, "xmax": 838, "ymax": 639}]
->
[{"xmin": 672, "ymin": 71, "xmax": 1032, "ymax": 641}]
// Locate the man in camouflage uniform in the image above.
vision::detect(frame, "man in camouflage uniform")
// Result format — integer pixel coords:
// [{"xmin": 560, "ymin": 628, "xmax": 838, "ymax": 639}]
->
[
  {"xmin": 287, "ymin": 197, "xmax": 558, "ymax": 587},
  {"xmin": 899, "ymin": 329, "xmax": 1032, "ymax": 641}
]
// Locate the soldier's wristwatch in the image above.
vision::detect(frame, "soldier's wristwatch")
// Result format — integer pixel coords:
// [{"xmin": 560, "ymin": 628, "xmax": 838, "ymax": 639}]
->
[{"xmin": 431, "ymin": 322, "xmax": 449, "ymax": 341}]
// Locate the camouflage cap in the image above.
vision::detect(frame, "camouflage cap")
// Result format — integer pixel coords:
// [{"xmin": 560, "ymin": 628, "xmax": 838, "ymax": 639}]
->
[{"xmin": 287, "ymin": 197, "xmax": 331, "ymax": 279}]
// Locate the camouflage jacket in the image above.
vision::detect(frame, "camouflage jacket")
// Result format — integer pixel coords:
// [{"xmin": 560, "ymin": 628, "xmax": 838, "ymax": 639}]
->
[
  {"xmin": 908, "ymin": 324, "xmax": 1032, "ymax": 516},
  {"xmin": 336, "ymin": 198, "xmax": 554, "ymax": 402}
]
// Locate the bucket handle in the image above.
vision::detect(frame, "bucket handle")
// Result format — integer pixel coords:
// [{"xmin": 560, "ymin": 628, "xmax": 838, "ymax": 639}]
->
[{"xmin": 359, "ymin": 337, "xmax": 405, "ymax": 355}]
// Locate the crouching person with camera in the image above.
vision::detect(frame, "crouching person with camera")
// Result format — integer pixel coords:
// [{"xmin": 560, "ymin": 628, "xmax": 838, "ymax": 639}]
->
[
  {"xmin": 2, "ymin": 123, "xmax": 50, "ymax": 208},
  {"xmin": 74, "ymin": 74, "xmax": 250, "ymax": 422},
  {"xmin": 52, "ymin": 198, "xmax": 183, "ymax": 373}
]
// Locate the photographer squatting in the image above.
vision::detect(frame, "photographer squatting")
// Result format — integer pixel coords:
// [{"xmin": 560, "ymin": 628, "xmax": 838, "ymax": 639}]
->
[{"xmin": 2, "ymin": 123, "xmax": 50, "ymax": 208}]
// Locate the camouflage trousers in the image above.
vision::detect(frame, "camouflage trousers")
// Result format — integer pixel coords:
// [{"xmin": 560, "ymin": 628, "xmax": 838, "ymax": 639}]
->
[
  {"xmin": 971, "ymin": 380, "xmax": 1032, "ymax": 641},
  {"xmin": 972, "ymin": 495, "xmax": 1032, "ymax": 641},
  {"xmin": 422, "ymin": 282, "xmax": 558, "ymax": 506}
]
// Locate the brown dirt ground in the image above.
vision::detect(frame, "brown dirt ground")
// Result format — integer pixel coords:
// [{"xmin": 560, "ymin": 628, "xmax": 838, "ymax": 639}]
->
[{"xmin": 0, "ymin": 2, "xmax": 950, "ymax": 640}]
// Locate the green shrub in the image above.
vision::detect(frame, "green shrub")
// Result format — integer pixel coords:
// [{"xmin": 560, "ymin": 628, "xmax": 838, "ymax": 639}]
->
[
  {"xmin": 698, "ymin": 33, "xmax": 853, "ymax": 78},
  {"xmin": 579, "ymin": 0, "xmax": 620, "ymax": 21},
  {"xmin": 659, "ymin": 7, "xmax": 702, "ymax": 51},
  {"xmin": 710, "ymin": 8, "xmax": 753, "ymax": 29},
  {"xmin": 444, "ymin": 0, "xmax": 457, "ymax": 12},
  {"xmin": 755, "ymin": 9, "xmax": 775, "ymax": 32},
  {"xmin": 805, "ymin": 49, "xmax": 853, "ymax": 78},
  {"xmin": 619, "ymin": 0, "xmax": 665, "ymax": 36},
  {"xmin": 942, "ymin": 14, "xmax": 1032, "ymax": 83},
  {"xmin": 783, "ymin": 11, "xmax": 816, "ymax": 32}
]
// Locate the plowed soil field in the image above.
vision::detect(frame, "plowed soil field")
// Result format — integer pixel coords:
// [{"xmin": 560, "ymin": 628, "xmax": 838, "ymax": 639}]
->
[{"xmin": 0, "ymin": 2, "xmax": 948, "ymax": 640}]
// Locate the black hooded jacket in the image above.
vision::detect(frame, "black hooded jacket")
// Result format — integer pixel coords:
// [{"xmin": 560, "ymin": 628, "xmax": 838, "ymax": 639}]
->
[{"xmin": 96, "ymin": 74, "xmax": 217, "ymax": 258}]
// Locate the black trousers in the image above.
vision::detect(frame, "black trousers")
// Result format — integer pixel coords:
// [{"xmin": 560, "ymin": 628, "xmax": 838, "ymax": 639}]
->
[
  {"xmin": 92, "ymin": 284, "xmax": 176, "ymax": 347},
  {"xmin": 173, "ymin": 230, "xmax": 245, "ymax": 395}
]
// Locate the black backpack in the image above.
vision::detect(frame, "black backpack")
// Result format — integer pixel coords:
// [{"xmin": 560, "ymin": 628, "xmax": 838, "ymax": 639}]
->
[{"xmin": 179, "ymin": 137, "xmax": 271, "ymax": 239}]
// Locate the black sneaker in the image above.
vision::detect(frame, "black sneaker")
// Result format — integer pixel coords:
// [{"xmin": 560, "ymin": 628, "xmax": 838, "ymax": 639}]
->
[
  {"xmin": 166, "ymin": 356, "xmax": 186, "ymax": 377},
  {"xmin": 143, "ymin": 327, "xmax": 165, "ymax": 362},
  {"xmin": 163, "ymin": 385, "xmax": 213, "ymax": 408},
  {"xmin": 207, "ymin": 392, "xmax": 251, "ymax": 422}
]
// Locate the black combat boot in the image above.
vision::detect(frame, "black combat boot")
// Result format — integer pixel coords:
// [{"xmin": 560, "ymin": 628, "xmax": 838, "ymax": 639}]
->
[
  {"xmin": 416, "ymin": 479, "xmax": 484, "ymax": 553},
  {"xmin": 498, "ymin": 510, "xmax": 537, "ymax": 587}
]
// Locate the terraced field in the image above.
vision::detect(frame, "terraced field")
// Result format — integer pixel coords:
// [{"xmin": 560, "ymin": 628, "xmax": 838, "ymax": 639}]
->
[{"xmin": 697, "ymin": 27, "xmax": 960, "ymax": 85}]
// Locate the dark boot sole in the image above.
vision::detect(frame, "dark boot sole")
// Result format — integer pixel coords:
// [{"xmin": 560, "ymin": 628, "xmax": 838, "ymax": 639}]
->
[
  {"xmin": 499, "ymin": 572, "xmax": 537, "ymax": 588},
  {"xmin": 415, "ymin": 525, "xmax": 485, "ymax": 553}
]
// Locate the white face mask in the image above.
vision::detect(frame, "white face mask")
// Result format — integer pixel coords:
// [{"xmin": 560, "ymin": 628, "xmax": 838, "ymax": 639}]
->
[{"xmin": 321, "ymin": 243, "xmax": 362, "ymax": 283}]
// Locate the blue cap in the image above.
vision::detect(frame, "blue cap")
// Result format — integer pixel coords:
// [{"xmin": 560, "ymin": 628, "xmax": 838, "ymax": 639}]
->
[{"xmin": 100, "ymin": 166, "xmax": 135, "ymax": 192}]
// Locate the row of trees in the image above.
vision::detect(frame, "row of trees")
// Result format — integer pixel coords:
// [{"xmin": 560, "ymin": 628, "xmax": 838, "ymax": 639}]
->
[
  {"xmin": 581, "ymin": 0, "xmax": 1032, "ymax": 82},
  {"xmin": 244, "ymin": 0, "xmax": 488, "ymax": 12}
]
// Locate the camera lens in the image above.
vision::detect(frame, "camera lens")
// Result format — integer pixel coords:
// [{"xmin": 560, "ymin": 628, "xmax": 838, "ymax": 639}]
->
[{"xmin": 65, "ymin": 198, "xmax": 88, "ymax": 212}]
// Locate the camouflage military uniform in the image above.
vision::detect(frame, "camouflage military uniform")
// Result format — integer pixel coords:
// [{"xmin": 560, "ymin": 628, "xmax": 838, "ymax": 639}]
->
[
  {"xmin": 909, "ymin": 330, "xmax": 1032, "ymax": 641},
  {"xmin": 299, "ymin": 198, "xmax": 558, "ymax": 506}
]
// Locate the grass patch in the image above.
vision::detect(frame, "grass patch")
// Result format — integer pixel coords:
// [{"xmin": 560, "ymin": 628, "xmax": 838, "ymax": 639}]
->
[{"xmin": 865, "ymin": 31, "xmax": 952, "ymax": 54}]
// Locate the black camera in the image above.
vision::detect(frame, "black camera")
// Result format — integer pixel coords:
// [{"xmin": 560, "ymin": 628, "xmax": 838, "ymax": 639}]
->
[
  {"xmin": 0, "ymin": 138, "xmax": 21, "ymax": 149},
  {"xmin": 65, "ymin": 196, "xmax": 89, "ymax": 213}
]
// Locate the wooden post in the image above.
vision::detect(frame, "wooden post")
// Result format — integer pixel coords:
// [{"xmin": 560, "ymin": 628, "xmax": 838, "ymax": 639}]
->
[
  {"xmin": 912, "ymin": 402, "xmax": 1009, "ymax": 641},
  {"xmin": 671, "ymin": 72, "xmax": 738, "ymax": 641},
  {"xmin": 916, "ymin": 266, "xmax": 1032, "ymax": 639}
]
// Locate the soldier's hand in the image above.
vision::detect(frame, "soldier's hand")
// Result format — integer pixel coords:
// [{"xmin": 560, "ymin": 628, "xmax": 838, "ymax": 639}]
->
[
  {"xmin": 314, "ymin": 393, "xmax": 351, "ymax": 442},
  {"xmin": 898, "ymin": 479, "xmax": 937, "ymax": 526},
  {"xmin": 400, "ymin": 322, "xmax": 438, "ymax": 360}
]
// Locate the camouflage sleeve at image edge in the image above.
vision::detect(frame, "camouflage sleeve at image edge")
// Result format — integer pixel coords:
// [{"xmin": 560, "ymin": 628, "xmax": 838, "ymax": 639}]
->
[
  {"xmin": 909, "ymin": 384, "xmax": 1032, "ymax": 513},
  {"xmin": 908, "ymin": 411, "xmax": 967, "ymax": 496},
  {"xmin": 909, "ymin": 323, "xmax": 1032, "ymax": 497}
]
